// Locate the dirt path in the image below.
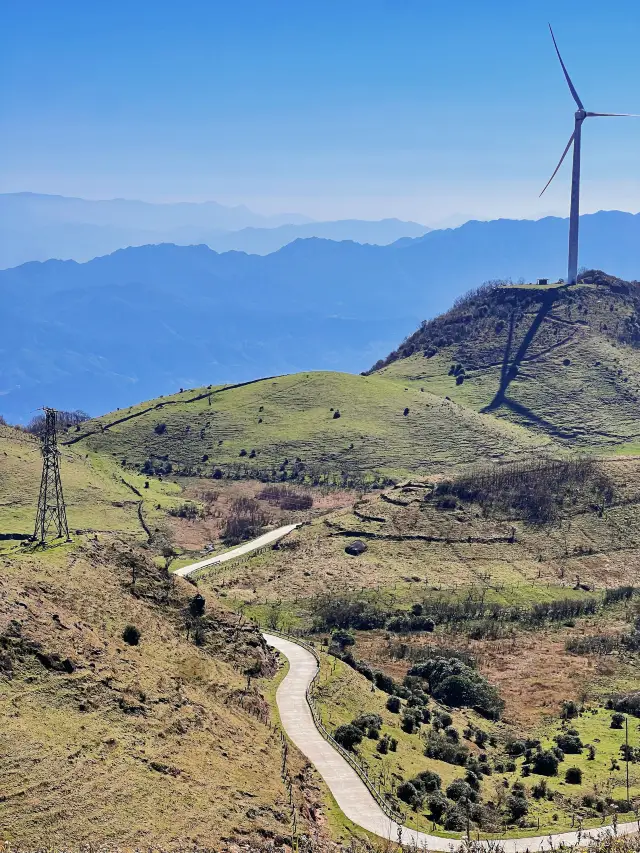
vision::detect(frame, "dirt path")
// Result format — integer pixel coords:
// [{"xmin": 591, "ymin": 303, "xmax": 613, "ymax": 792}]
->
[{"xmin": 264, "ymin": 632, "xmax": 639, "ymax": 851}]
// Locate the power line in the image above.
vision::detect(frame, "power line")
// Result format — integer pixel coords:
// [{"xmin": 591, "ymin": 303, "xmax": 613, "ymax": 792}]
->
[{"xmin": 33, "ymin": 408, "xmax": 71, "ymax": 545}]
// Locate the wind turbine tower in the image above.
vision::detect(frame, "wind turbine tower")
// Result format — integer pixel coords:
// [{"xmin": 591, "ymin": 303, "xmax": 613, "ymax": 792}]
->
[{"xmin": 541, "ymin": 25, "xmax": 638, "ymax": 285}]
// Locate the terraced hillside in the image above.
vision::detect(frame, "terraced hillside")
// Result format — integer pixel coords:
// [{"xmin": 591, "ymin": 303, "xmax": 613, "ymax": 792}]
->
[
  {"xmin": 70, "ymin": 372, "xmax": 548, "ymax": 485},
  {"xmin": 373, "ymin": 271, "xmax": 640, "ymax": 450}
]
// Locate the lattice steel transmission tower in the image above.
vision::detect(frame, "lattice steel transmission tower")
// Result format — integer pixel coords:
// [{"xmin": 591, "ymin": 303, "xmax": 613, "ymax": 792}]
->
[{"xmin": 33, "ymin": 408, "xmax": 70, "ymax": 544}]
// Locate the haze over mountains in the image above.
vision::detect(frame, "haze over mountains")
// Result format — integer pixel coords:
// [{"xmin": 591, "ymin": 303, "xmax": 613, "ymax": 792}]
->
[
  {"xmin": 0, "ymin": 193, "xmax": 429, "ymax": 268},
  {"xmin": 1, "ymin": 208, "xmax": 639, "ymax": 423}
]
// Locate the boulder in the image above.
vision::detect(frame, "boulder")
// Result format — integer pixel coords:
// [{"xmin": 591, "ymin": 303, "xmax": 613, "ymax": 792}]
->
[{"xmin": 345, "ymin": 540, "xmax": 367, "ymax": 556}]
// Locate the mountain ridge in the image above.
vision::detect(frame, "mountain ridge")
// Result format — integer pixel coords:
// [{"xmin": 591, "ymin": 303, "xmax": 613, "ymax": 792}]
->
[{"xmin": 2, "ymin": 211, "xmax": 640, "ymax": 422}]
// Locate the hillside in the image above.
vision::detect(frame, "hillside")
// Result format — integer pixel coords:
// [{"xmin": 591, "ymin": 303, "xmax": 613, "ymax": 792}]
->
[
  {"xmin": 205, "ymin": 455, "xmax": 640, "ymax": 837},
  {"xmin": 69, "ymin": 372, "xmax": 548, "ymax": 486},
  {"xmin": 2, "ymin": 212, "xmax": 640, "ymax": 422},
  {"xmin": 373, "ymin": 271, "xmax": 640, "ymax": 450},
  {"xmin": 0, "ymin": 423, "xmax": 332, "ymax": 849}
]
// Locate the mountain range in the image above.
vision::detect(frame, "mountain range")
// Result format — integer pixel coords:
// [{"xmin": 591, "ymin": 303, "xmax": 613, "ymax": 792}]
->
[
  {"xmin": 0, "ymin": 192, "xmax": 429, "ymax": 268},
  {"xmin": 1, "ymin": 209, "xmax": 639, "ymax": 423}
]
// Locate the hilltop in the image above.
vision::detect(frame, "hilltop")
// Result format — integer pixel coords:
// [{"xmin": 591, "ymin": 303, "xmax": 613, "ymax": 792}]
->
[{"xmin": 373, "ymin": 271, "xmax": 640, "ymax": 450}]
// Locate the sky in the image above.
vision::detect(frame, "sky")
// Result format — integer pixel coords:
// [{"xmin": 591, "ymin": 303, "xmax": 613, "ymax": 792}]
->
[{"xmin": 1, "ymin": 0, "xmax": 640, "ymax": 226}]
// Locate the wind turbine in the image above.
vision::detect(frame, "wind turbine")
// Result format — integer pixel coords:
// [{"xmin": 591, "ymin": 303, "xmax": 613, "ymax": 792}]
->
[{"xmin": 540, "ymin": 25, "xmax": 639, "ymax": 286}]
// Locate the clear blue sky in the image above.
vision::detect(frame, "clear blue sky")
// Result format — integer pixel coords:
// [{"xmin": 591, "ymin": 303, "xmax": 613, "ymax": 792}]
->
[{"xmin": 1, "ymin": 0, "xmax": 639, "ymax": 225}]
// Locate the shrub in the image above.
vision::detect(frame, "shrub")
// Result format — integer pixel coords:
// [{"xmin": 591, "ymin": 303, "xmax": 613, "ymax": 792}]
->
[
  {"xmin": 414, "ymin": 769, "xmax": 442, "ymax": 793},
  {"xmin": 533, "ymin": 750, "xmax": 559, "ymax": 776},
  {"xmin": 331, "ymin": 629, "xmax": 355, "ymax": 650},
  {"xmin": 446, "ymin": 779, "xmax": 477, "ymax": 803},
  {"xmin": 334, "ymin": 724, "xmax": 362, "ymax": 751},
  {"xmin": 611, "ymin": 712, "xmax": 625, "ymax": 729},
  {"xmin": 424, "ymin": 730, "xmax": 469, "ymax": 766},
  {"xmin": 154, "ymin": 422, "xmax": 167, "ymax": 434},
  {"xmin": 189, "ymin": 593, "xmax": 206, "ymax": 617},
  {"xmin": 397, "ymin": 781, "xmax": 422, "ymax": 809},
  {"xmin": 352, "ymin": 713, "xmax": 382, "ymax": 733},
  {"xmin": 444, "ymin": 807, "xmax": 467, "ymax": 831},
  {"xmin": 428, "ymin": 792, "xmax": 449, "ymax": 821},
  {"xmin": 122, "ymin": 624, "xmax": 140, "ymax": 646},
  {"xmin": 565, "ymin": 766, "xmax": 583, "ymax": 784},
  {"xmin": 222, "ymin": 497, "xmax": 269, "ymax": 544},
  {"xmin": 507, "ymin": 793, "xmax": 529, "ymax": 820},
  {"xmin": 376, "ymin": 734, "xmax": 390, "ymax": 754},
  {"xmin": 409, "ymin": 656, "xmax": 503, "ymax": 719},
  {"xmin": 401, "ymin": 709, "xmax": 422, "ymax": 733},
  {"xmin": 386, "ymin": 695, "xmax": 401, "ymax": 713},
  {"xmin": 555, "ymin": 732, "xmax": 583, "ymax": 754}
]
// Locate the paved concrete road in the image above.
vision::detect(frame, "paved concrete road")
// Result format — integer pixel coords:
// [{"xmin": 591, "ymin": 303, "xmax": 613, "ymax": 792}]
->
[
  {"xmin": 174, "ymin": 524, "xmax": 299, "ymax": 577},
  {"xmin": 265, "ymin": 632, "xmax": 639, "ymax": 851}
]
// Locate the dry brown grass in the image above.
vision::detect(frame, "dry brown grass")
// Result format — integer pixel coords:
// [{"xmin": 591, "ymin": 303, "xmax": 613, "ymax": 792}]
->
[
  {"xmin": 166, "ymin": 477, "xmax": 355, "ymax": 551},
  {"xmin": 0, "ymin": 539, "xmax": 324, "ymax": 850}
]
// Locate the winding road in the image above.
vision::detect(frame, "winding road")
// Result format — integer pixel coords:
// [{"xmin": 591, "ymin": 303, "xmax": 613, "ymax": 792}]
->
[{"xmin": 265, "ymin": 632, "xmax": 639, "ymax": 851}]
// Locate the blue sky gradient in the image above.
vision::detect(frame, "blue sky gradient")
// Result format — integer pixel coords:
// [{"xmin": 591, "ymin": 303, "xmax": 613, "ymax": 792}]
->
[{"xmin": 1, "ymin": 0, "xmax": 639, "ymax": 224}]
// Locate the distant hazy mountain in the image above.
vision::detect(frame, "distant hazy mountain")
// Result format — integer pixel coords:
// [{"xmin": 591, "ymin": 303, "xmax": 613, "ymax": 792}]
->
[
  {"xmin": 1, "ymin": 210, "xmax": 638, "ymax": 422},
  {"xmin": 0, "ymin": 192, "xmax": 428, "ymax": 268},
  {"xmin": 204, "ymin": 218, "xmax": 430, "ymax": 254}
]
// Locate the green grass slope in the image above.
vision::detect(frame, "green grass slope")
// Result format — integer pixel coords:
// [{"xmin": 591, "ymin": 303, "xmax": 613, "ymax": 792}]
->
[
  {"xmin": 72, "ymin": 372, "xmax": 548, "ymax": 484},
  {"xmin": 373, "ymin": 271, "xmax": 640, "ymax": 450}
]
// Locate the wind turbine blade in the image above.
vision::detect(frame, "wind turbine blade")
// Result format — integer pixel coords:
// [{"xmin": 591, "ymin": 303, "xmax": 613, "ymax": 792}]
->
[
  {"xmin": 586, "ymin": 112, "xmax": 640, "ymax": 117},
  {"xmin": 540, "ymin": 131, "xmax": 575, "ymax": 197},
  {"xmin": 549, "ymin": 24, "xmax": 584, "ymax": 110}
]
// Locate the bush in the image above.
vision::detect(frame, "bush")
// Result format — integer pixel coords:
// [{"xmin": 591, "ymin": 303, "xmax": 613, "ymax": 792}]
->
[
  {"xmin": 408, "ymin": 656, "xmax": 503, "ymax": 719},
  {"xmin": 507, "ymin": 793, "xmax": 529, "ymax": 820},
  {"xmin": 386, "ymin": 695, "xmax": 401, "ymax": 713},
  {"xmin": 401, "ymin": 709, "xmax": 422, "ymax": 733},
  {"xmin": 352, "ymin": 714, "xmax": 382, "ymax": 733},
  {"xmin": 397, "ymin": 781, "xmax": 422, "ymax": 809},
  {"xmin": 444, "ymin": 807, "xmax": 467, "ymax": 831},
  {"xmin": 189, "ymin": 593, "xmax": 206, "ymax": 617},
  {"xmin": 533, "ymin": 750, "xmax": 559, "ymax": 776},
  {"xmin": 428, "ymin": 792, "xmax": 448, "ymax": 821},
  {"xmin": 565, "ymin": 766, "xmax": 583, "ymax": 784},
  {"xmin": 122, "ymin": 624, "xmax": 140, "ymax": 646},
  {"xmin": 424, "ymin": 730, "xmax": 469, "ymax": 766},
  {"xmin": 331, "ymin": 629, "xmax": 355, "ymax": 650},
  {"xmin": 222, "ymin": 497, "xmax": 269, "ymax": 544},
  {"xmin": 611, "ymin": 712, "xmax": 625, "ymax": 729},
  {"xmin": 154, "ymin": 422, "xmax": 167, "ymax": 434},
  {"xmin": 555, "ymin": 732, "xmax": 583, "ymax": 754},
  {"xmin": 377, "ymin": 735, "xmax": 390, "ymax": 754},
  {"xmin": 446, "ymin": 779, "xmax": 477, "ymax": 803},
  {"xmin": 334, "ymin": 724, "xmax": 363, "ymax": 751}
]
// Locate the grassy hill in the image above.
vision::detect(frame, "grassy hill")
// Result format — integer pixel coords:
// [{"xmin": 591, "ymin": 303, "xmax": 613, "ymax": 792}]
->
[
  {"xmin": 373, "ymin": 271, "xmax": 640, "ymax": 450},
  {"xmin": 70, "ymin": 372, "xmax": 548, "ymax": 486}
]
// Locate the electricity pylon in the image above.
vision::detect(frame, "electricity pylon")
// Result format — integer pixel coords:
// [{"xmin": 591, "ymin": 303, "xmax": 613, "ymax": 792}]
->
[{"xmin": 33, "ymin": 408, "xmax": 71, "ymax": 544}]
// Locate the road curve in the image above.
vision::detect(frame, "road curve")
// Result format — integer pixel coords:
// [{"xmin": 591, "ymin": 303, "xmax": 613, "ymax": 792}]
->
[
  {"xmin": 173, "ymin": 524, "xmax": 299, "ymax": 577},
  {"xmin": 264, "ymin": 632, "xmax": 639, "ymax": 851}
]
